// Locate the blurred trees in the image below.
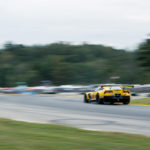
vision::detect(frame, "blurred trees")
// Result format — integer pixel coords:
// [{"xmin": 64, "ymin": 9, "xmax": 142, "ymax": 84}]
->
[
  {"xmin": 136, "ymin": 38, "xmax": 150, "ymax": 83},
  {"xmin": 0, "ymin": 42, "xmax": 145, "ymax": 87},
  {"xmin": 137, "ymin": 38, "xmax": 150, "ymax": 69}
]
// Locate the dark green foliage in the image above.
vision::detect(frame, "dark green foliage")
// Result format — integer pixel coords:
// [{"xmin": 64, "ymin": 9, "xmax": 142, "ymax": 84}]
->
[
  {"xmin": 136, "ymin": 38, "xmax": 150, "ymax": 82},
  {"xmin": 137, "ymin": 38, "xmax": 150, "ymax": 68},
  {"xmin": 0, "ymin": 42, "xmax": 145, "ymax": 86}
]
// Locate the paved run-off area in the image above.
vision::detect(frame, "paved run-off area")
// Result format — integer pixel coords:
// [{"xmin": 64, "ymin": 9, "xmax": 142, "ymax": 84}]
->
[{"xmin": 0, "ymin": 94, "xmax": 150, "ymax": 136}]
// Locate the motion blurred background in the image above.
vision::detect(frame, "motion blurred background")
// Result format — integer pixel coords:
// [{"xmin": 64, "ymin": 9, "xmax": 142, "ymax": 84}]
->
[{"xmin": 0, "ymin": 0, "xmax": 150, "ymax": 93}]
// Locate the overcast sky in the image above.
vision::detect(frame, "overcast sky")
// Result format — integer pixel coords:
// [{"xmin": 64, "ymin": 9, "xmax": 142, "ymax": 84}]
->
[{"xmin": 0, "ymin": 0, "xmax": 150, "ymax": 49}]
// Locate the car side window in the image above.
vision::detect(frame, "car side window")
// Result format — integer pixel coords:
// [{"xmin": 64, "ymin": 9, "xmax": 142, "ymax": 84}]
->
[{"xmin": 94, "ymin": 88, "xmax": 99, "ymax": 91}]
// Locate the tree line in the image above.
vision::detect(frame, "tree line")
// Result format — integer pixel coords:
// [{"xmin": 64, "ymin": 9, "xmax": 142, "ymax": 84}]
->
[{"xmin": 0, "ymin": 39, "xmax": 149, "ymax": 87}]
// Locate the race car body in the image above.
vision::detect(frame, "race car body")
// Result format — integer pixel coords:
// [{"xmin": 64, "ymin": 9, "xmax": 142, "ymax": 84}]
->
[{"xmin": 84, "ymin": 86, "xmax": 131, "ymax": 105}]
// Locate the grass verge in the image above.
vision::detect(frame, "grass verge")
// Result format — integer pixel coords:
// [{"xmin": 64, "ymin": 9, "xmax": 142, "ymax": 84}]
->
[
  {"xmin": 0, "ymin": 119, "xmax": 150, "ymax": 150},
  {"xmin": 131, "ymin": 98, "xmax": 150, "ymax": 105}
]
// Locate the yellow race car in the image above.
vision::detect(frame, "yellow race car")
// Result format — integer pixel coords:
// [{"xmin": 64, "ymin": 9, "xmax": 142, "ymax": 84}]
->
[{"xmin": 84, "ymin": 86, "xmax": 131, "ymax": 105}]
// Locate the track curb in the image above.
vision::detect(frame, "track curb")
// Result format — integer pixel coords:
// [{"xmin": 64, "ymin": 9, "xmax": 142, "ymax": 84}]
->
[{"xmin": 130, "ymin": 104, "xmax": 150, "ymax": 106}]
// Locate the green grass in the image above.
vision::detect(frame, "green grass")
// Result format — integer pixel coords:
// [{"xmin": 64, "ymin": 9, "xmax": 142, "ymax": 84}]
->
[
  {"xmin": 131, "ymin": 98, "xmax": 150, "ymax": 105},
  {"xmin": 0, "ymin": 119, "xmax": 149, "ymax": 150}
]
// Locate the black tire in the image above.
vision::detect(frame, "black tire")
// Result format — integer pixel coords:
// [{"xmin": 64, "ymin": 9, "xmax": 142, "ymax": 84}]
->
[
  {"xmin": 103, "ymin": 99, "xmax": 107, "ymax": 105},
  {"xmin": 96, "ymin": 94, "xmax": 104, "ymax": 104},
  {"xmin": 123, "ymin": 99, "xmax": 130, "ymax": 105},
  {"xmin": 84, "ymin": 94, "xmax": 89, "ymax": 103},
  {"xmin": 96, "ymin": 94, "xmax": 100, "ymax": 104},
  {"xmin": 110, "ymin": 100, "xmax": 114, "ymax": 105},
  {"xmin": 103, "ymin": 98, "xmax": 111, "ymax": 105}
]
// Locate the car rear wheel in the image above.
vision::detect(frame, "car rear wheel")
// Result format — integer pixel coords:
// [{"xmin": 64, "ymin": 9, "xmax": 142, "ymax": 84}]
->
[
  {"xmin": 110, "ymin": 100, "xmax": 114, "ymax": 105},
  {"xmin": 96, "ymin": 94, "xmax": 104, "ymax": 104},
  {"xmin": 103, "ymin": 98, "xmax": 112, "ymax": 105},
  {"xmin": 84, "ymin": 94, "xmax": 89, "ymax": 103},
  {"xmin": 123, "ymin": 99, "xmax": 130, "ymax": 105}
]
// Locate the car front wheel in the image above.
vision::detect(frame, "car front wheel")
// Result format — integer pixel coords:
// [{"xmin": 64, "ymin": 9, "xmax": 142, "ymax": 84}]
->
[{"xmin": 84, "ymin": 94, "xmax": 89, "ymax": 103}]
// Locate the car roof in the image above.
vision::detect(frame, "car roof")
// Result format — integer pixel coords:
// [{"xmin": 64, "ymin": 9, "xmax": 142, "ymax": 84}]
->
[
  {"xmin": 103, "ymin": 86, "xmax": 122, "ymax": 90},
  {"xmin": 103, "ymin": 87, "xmax": 110, "ymax": 90}
]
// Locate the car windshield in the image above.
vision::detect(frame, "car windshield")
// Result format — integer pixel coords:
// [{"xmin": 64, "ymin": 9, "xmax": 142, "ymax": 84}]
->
[{"xmin": 95, "ymin": 87, "xmax": 103, "ymax": 91}]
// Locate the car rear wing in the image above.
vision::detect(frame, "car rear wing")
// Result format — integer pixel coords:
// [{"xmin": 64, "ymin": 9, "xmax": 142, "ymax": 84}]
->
[
  {"xmin": 100, "ymin": 85, "xmax": 134, "ymax": 88},
  {"xmin": 121, "ymin": 85, "xmax": 134, "ymax": 88}
]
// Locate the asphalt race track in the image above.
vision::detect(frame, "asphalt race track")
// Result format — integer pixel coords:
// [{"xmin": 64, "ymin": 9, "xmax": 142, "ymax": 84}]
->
[{"xmin": 0, "ymin": 94, "xmax": 150, "ymax": 136}]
